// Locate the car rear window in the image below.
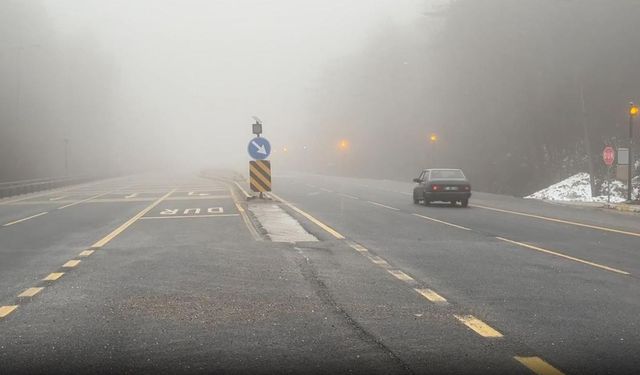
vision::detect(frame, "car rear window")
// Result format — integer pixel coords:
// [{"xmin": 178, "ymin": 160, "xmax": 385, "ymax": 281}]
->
[{"xmin": 430, "ymin": 170, "xmax": 465, "ymax": 180}]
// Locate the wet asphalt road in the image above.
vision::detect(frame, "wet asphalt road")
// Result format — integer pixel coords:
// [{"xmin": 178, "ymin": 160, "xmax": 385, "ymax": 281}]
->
[{"xmin": 1, "ymin": 171, "xmax": 639, "ymax": 374}]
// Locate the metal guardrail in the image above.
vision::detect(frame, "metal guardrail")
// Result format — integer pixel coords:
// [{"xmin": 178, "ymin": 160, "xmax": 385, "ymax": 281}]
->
[{"xmin": 0, "ymin": 176, "xmax": 93, "ymax": 199}]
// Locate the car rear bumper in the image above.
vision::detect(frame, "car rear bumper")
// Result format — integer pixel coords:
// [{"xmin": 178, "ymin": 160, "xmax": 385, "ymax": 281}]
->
[{"xmin": 423, "ymin": 192, "xmax": 471, "ymax": 201}]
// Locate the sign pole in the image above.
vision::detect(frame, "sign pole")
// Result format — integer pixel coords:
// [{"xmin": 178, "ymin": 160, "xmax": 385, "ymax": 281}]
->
[
  {"xmin": 248, "ymin": 117, "xmax": 271, "ymax": 200},
  {"xmin": 608, "ymin": 166, "xmax": 611, "ymax": 206},
  {"xmin": 629, "ymin": 108, "xmax": 633, "ymax": 201},
  {"xmin": 603, "ymin": 146, "xmax": 615, "ymax": 205}
]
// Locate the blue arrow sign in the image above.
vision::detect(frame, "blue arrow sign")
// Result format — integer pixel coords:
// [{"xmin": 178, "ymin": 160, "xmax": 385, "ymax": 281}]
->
[{"xmin": 248, "ymin": 137, "xmax": 271, "ymax": 160}]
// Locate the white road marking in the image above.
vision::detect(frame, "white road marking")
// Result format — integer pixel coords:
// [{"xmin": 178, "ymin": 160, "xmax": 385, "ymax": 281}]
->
[
  {"xmin": 473, "ymin": 204, "xmax": 640, "ymax": 238},
  {"xmin": 3, "ymin": 212, "xmax": 48, "ymax": 226},
  {"xmin": 412, "ymin": 213, "xmax": 471, "ymax": 231},
  {"xmin": 58, "ymin": 190, "xmax": 115, "ymax": 209},
  {"xmin": 269, "ymin": 192, "xmax": 345, "ymax": 239},
  {"xmin": 367, "ymin": 201, "xmax": 400, "ymax": 211},
  {"xmin": 339, "ymin": 193, "xmax": 360, "ymax": 200},
  {"xmin": 234, "ymin": 181, "xmax": 252, "ymax": 198},
  {"xmin": 91, "ymin": 190, "xmax": 175, "ymax": 248},
  {"xmin": 140, "ymin": 214, "xmax": 240, "ymax": 220},
  {"xmin": 496, "ymin": 236, "xmax": 630, "ymax": 275},
  {"xmin": 188, "ymin": 191, "xmax": 209, "ymax": 196}
]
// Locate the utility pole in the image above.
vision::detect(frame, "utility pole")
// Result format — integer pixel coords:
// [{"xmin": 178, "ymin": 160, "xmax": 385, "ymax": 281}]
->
[
  {"xmin": 579, "ymin": 84, "xmax": 597, "ymax": 197},
  {"xmin": 628, "ymin": 103, "xmax": 638, "ymax": 202},
  {"xmin": 64, "ymin": 138, "xmax": 69, "ymax": 176}
]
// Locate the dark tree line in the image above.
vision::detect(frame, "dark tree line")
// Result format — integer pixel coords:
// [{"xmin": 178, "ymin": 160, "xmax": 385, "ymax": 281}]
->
[
  {"xmin": 298, "ymin": 0, "xmax": 640, "ymax": 196},
  {"xmin": 0, "ymin": 2, "xmax": 117, "ymax": 182}
]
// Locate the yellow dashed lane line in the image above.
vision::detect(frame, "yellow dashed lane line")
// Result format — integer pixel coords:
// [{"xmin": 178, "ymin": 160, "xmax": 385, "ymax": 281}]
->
[
  {"xmin": 348, "ymin": 243, "xmax": 368, "ymax": 253},
  {"xmin": 0, "ymin": 305, "xmax": 18, "ymax": 318},
  {"xmin": 91, "ymin": 189, "xmax": 175, "ymax": 248},
  {"xmin": 387, "ymin": 269, "xmax": 415, "ymax": 283},
  {"xmin": 62, "ymin": 260, "xmax": 81, "ymax": 268},
  {"xmin": 454, "ymin": 314, "xmax": 503, "ymax": 338},
  {"xmin": 415, "ymin": 288, "xmax": 448, "ymax": 304},
  {"xmin": 78, "ymin": 250, "xmax": 94, "ymax": 257},
  {"xmin": 43, "ymin": 272, "xmax": 64, "ymax": 281},
  {"xmin": 18, "ymin": 287, "xmax": 44, "ymax": 298},
  {"xmin": 295, "ymin": 184, "xmax": 565, "ymax": 374},
  {"xmin": 229, "ymin": 186, "xmax": 261, "ymax": 241},
  {"xmin": 368, "ymin": 255, "xmax": 389, "ymax": 266},
  {"xmin": 514, "ymin": 356, "xmax": 565, "ymax": 375}
]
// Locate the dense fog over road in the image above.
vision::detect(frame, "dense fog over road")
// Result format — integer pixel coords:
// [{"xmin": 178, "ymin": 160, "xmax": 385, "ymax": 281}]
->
[
  {"xmin": 1, "ymin": 0, "xmax": 422, "ymax": 179},
  {"xmin": 1, "ymin": 1, "xmax": 639, "ymax": 196}
]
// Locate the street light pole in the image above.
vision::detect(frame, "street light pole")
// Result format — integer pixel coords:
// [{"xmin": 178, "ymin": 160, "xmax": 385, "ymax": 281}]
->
[
  {"xmin": 64, "ymin": 138, "xmax": 69, "ymax": 177},
  {"xmin": 628, "ymin": 103, "xmax": 638, "ymax": 202},
  {"xmin": 429, "ymin": 133, "xmax": 438, "ymax": 166}
]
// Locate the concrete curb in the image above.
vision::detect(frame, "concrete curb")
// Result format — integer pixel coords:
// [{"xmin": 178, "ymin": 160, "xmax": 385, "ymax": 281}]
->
[
  {"xmin": 532, "ymin": 199, "xmax": 640, "ymax": 215},
  {"xmin": 610, "ymin": 203, "xmax": 640, "ymax": 213}
]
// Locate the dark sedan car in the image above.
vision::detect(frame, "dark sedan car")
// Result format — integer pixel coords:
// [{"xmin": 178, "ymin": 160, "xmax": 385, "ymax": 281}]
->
[{"xmin": 412, "ymin": 169, "xmax": 471, "ymax": 207}]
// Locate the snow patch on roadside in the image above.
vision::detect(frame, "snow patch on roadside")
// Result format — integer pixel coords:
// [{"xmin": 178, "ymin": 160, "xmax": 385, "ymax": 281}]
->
[{"xmin": 525, "ymin": 172, "xmax": 635, "ymax": 203}]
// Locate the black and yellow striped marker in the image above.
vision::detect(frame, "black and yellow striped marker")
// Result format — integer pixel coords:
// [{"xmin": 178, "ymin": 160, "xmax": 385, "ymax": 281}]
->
[{"xmin": 250, "ymin": 160, "xmax": 271, "ymax": 192}]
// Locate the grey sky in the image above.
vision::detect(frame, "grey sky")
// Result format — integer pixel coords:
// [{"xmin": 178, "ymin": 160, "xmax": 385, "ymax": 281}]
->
[{"xmin": 42, "ymin": 0, "xmax": 426, "ymax": 170}]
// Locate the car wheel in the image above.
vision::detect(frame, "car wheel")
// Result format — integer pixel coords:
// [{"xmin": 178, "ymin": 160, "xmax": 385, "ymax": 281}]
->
[
  {"xmin": 461, "ymin": 199, "xmax": 469, "ymax": 208},
  {"xmin": 413, "ymin": 197, "xmax": 420, "ymax": 204},
  {"xmin": 449, "ymin": 201, "xmax": 457, "ymax": 207}
]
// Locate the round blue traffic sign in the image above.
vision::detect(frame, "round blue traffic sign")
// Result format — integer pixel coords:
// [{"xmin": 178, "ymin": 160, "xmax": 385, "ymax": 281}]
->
[{"xmin": 248, "ymin": 137, "xmax": 271, "ymax": 160}]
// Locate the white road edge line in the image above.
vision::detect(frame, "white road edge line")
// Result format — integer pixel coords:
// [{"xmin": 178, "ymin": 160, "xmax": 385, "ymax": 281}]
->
[
  {"xmin": 339, "ymin": 193, "xmax": 360, "ymax": 200},
  {"xmin": 57, "ymin": 190, "xmax": 116, "ymax": 209},
  {"xmin": 367, "ymin": 201, "xmax": 400, "ymax": 211},
  {"xmin": 268, "ymin": 192, "xmax": 345, "ymax": 239},
  {"xmin": 472, "ymin": 204, "xmax": 640, "ymax": 238},
  {"xmin": 495, "ymin": 236, "xmax": 630, "ymax": 275},
  {"xmin": 234, "ymin": 181, "xmax": 252, "ymax": 198},
  {"xmin": 3, "ymin": 212, "xmax": 48, "ymax": 227},
  {"xmin": 412, "ymin": 213, "xmax": 471, "ymax": 231}
]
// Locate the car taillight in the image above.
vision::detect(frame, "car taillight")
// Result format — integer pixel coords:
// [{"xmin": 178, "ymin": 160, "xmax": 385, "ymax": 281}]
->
[
  {"xmin": 432, "ymin": 185, "xmax": 440, "ymax": 191},
  {"xmin": 464, "ymin": 185, "xmax": 470, "ymax": 191}
]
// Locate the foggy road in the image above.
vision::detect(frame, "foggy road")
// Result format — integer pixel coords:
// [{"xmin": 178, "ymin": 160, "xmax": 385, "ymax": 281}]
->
[
  {"xmin": 3, "ymin": 1, "xmax": 640, "ymax": 373},
  {"xmin": 1, "ymin": 171, "xmax": 639, "ymax": 374}
]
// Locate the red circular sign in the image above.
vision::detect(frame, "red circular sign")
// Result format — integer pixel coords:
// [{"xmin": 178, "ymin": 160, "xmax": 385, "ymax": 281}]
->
[{"xmin": 603, "ymin": 146, "xmax": 615, "ymax": 166}]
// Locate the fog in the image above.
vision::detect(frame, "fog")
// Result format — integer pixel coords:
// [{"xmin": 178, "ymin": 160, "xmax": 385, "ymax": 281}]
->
[
  {"xmin": 2, "ymin": 0, "xmax": 639, "ymax": 196},
  {"xmin": 1, "ymin": 0, "xmax": 423, "ymax": 178}
]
